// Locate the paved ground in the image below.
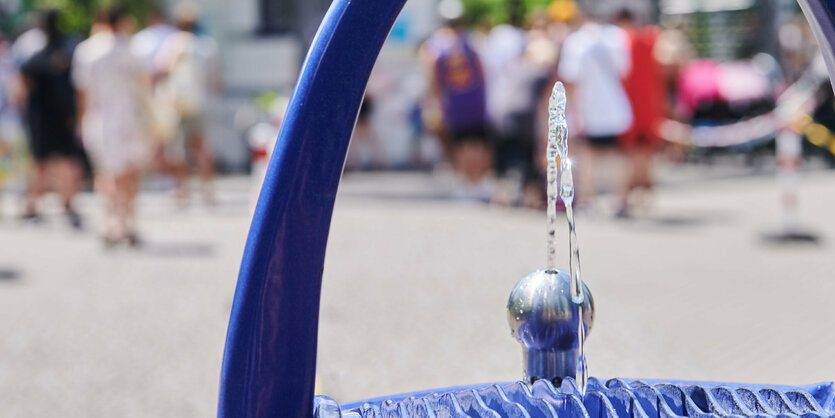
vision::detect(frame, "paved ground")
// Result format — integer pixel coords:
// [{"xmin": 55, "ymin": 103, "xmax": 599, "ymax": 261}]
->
[{"xmin": 1, "ymin": 167, "xmax": 835, "ymax": 416}]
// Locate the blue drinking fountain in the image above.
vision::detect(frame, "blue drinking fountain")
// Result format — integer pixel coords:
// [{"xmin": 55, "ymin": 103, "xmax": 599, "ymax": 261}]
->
[{"xmin": 217, "ymin": 0, "xmax": 835, "ymax": 416}]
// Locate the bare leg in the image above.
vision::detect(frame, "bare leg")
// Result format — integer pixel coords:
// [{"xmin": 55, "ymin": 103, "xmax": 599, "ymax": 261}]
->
[
  {"xmin": 151, "ymin": 144, "xmax": 170, "ymax": 176},
  {"xmin": 172, "ymin": 160, "xmax": 189, "ymax": 207},
  {"xmin": 633, "ymin": 148, "xmax": 655, "ymax": 190},
  {"xmin": 578, "ymin": 145, "xmax": 597, "ymax": 207},
  {"xmin": 121, "ymin": 166, "xmax": 141, "ymax": 245},
  {"xmin": 154, "ymin": 142, "xmax": 188, "ymax": 206},
  {"xmin": 346, "ymin": 121, "xmax": 371, "ymax": 170},
  {"xmin": 356, "ymin": 121, "xmax": 386, "ymax": 169},
  {"xmin": 613, "ymin": 149, "xmax": 631, "ymax": 217},
  {"xmin": 629, "ymin": 147, "xmax": 655, "ymax": 213},
  {"xmin": 23, "ymin": 162, "xmax": 47, "ymax": 219},
  {"xmin": 109, "ymin": 168, "xmax": 138, "ymax": 245},
  {"xmin": 96, "ymin": 174, "xmax": 121, "ymax": 244},
  {"xmin": 51, "ymin": 158, "xmax": 83, "ymax": 227},
  {"xmin": 190, "ymin": 132, "xmax": 215, "ymax": 204}
]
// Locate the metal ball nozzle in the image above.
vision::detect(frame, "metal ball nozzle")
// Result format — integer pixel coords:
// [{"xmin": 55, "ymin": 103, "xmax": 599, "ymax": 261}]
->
[{"xmin": 507, "ymin": 269, "xmax": 594, "ymax": 383}]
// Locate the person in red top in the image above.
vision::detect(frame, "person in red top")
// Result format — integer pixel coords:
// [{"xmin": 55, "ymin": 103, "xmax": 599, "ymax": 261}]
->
[{"xmin": 615, "ymin": 10, "xmax": 668, "ymax": 217}]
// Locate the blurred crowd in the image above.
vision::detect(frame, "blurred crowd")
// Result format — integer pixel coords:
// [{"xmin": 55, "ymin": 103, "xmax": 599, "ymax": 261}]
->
[
  {"xmin": 393, "ymin": 1, "xmax": 824, "ymax": 215},
  {"xmin": 0, "ymin": 3, "xmax": 218, "ymax": 246},
  {"xmin": 0, "ymin": 0, "xmax": 829, "ymax": 242},
  {"xmin": 409, "ymin": 5, "xmax": 678, "ymax": 213}
]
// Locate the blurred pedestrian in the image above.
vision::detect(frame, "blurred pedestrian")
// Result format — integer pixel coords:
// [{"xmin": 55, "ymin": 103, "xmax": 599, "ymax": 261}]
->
[
  {"xmin": 10, "ymin": 17, "xmax": 46, "ymax": 66},
  {"xmin": 0, "ymin": 33, "xmax": 23, "ymax": 208},
  {"xmin": 131, "ymin": 5, "xmax": 180, "ymax": 184},
  {"xmin": 420, "ymin": 15, "xmax": 492, "ymax": 197},
  {"xmin": 345, "ymin": 66, "xmax": 388, "ymax": 171},
  {"xmin": 482, "ymin": 21, "xmax": 526, "ymax": 133},
  {"xmin": 18, "ymin": 10, "xmax": 83, "ymax": 227},
  {"xmin": 481, "ymin": 20, "xmax": 525, "ymax": 185},
  {"xmin": 73, "ymin": 4, "xmax": 149, "ymax": 245},
  {"xmin": 557, "ymin": 10, "xmax": 632, "ymax": 212},
  {"xmin": 345, "ymin": 94, "xmax": 384, "ymax": 170},
  {"xmin": 131, "ymin": 5, "xmax": 176, "ymax": 76},
  {"xmin": 489, "ymin": 15, "xmax": 555, "ymax": 207},
  {"xmin": 154, "ymin": 3, "xmax": 217, "ymax": 205},
  {"xmin": 654, "ymin": 18, "xmax": 693, "ymax": 113},
  {"xmin": 616, "ymin": 10, "xmax": 667, "ymax": 217}
]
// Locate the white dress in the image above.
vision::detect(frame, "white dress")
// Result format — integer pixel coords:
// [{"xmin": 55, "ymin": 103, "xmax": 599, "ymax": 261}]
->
[{"xmin": 73, "ymin": 32, "xmax": 148, "ymax": 175}]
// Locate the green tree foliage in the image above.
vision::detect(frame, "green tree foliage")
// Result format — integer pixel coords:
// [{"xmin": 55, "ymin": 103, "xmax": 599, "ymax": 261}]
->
[
  {"xmin": 460, "ymin": 0, "xmax": 551, "ymax": 26},
  {"xmin": 15, "ymin": 0, "xmax": 156, "ymax": 36}
]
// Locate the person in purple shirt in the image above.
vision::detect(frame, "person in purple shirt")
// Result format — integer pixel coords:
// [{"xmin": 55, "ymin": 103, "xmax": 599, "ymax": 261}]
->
[{"xmin": 421, "ymin": 17, "xmax": 492, "ymax": 194}]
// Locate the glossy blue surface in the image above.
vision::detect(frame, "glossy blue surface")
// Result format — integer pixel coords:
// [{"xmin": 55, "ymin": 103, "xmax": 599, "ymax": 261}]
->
[
  {"xmin": 799, "ymin": 0, "xmax": 835, "ymax": 87},
  {"xmin": 320, "ymin": 378, "xmax": 835, "ymax": 417},
  {"xmin": 217, "ymin": 0, "xmax": 407, "ymax": 416},
  {"xmin": 220, "ymin": 1, "xmax": 835, "ymax": 416}
]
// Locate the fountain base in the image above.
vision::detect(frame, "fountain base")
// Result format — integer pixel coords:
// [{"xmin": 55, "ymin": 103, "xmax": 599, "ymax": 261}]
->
[
  {"xmin": 316, "ymin": 377, "xmax": 835, "ymax": 417},
  {"xmin": 523, "ymin": 348, "xmax": 580, "ymax": 385}
]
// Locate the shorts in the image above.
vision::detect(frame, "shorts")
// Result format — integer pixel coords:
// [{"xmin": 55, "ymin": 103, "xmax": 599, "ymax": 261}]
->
[
  {"xmin": 585, "ymin": 135, "xmax": 619, "ymax": 149},
  {"xmin": 165, "ymin": 114, "xmax": 204, "ymax": 163},
  {"xmin": 448, "ymin": 125, "xmax": 487, "ymax": 145},
  {"xmin": 26, "ymin": 120, "xmax": 81, "ymax": 161}
]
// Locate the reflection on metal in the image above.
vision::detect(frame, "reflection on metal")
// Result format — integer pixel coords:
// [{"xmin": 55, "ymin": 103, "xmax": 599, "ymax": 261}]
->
[
  {"xmin": 505, "ymin": 82, "xmax": 593, "ymax": 389},
  {"xmin": 507, "ymin": 270, "xmax": 594, "ymax": 384},
  {"xmin": 317, "ymin": 378, "xmax": 835, "ymax": 417},
  {"xmin": 798, "ymin": 0, "xmax": 835, "ymax": 96}
]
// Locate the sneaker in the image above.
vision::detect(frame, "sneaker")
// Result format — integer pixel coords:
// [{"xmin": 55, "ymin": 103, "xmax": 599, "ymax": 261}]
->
[
  {"xmin": 102, "ymin": 235, "xmax": 121, "ymax": 249},
  {"xmin": 66, "ymin": 210, "xmax": 83, "ymax": 230},
  {"xmin": 20, "ymin": 211, "xmax": 43, "ymax": 224},
  {"xmin": 126, "ymin": 233, "xmax": 143, "ymax": 248},
  {"xmin": 614, "ymin": 206, "xmax": 631, "ymax": 220}
]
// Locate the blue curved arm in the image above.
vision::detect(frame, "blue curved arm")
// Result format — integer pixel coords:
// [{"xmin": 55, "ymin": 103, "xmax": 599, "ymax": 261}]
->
[
  {"xmin": 799, "ymin": 0, "xmax": 835, "ymax": 90},
  {"xmin": 217, "ymin": 0, "xmax": 407, "ymax": 416}
]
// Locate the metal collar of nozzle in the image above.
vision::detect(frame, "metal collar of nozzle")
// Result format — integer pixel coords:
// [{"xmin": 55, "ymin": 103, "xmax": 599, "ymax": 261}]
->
[{"xmin": 507, "ymin": 269, "xmax": 594, "ymax": 383}]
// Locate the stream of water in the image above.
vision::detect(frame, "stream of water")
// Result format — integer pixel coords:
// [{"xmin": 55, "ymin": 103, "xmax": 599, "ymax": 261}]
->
[{"xmin": 547, "ymin": 82, "xmax": 588, "ymax": 395}]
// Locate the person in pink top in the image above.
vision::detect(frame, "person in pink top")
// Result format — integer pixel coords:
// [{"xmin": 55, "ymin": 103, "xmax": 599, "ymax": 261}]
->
[{"xmin": 675, "ymin": 59, "xmax": 721, "ymax": 120}]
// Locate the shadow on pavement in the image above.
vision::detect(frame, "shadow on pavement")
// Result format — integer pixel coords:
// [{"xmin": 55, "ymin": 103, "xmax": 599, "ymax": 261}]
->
[
  {"xmin": 645, "ymin": 214, "xmax": 712, "ymax": 227},
  {"xmin": 0, "ymin": 268, "xmax": 22, "ymax": 282},
  {"xmin": 627, "ymin": 209, "xmax": 737, "ymax": 229},
  {"xmin": 339, "ymin": 191, "xmax": 460, "ymax": 202},
  {"xmin": 137, "ymin": 242, "xmax": 216, "ymax": 258}
]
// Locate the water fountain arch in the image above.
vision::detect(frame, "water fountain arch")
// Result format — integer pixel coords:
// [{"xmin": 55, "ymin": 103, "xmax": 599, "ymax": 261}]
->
[{"xmin": 218, "ymin": 0, "xmax": 835, "ymax": 416}]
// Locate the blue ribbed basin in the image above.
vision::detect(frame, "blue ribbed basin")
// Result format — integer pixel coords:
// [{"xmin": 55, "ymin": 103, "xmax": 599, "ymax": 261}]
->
[{"xmin": 314, "ymin": 377, "xmax": 835, "ymax": 417}]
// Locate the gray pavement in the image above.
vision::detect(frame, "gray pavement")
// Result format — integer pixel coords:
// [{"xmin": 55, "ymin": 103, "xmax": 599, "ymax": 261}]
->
[{"xmin": 2, "ymin": 169, "xmax": 835, "ymax": 416}]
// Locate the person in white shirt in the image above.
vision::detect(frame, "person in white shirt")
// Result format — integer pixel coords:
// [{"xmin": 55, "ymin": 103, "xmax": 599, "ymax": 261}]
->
[
  {"xmin": 558, "ymin": 12, "xmax": 633, "ymax": 212},
  {"xmin": 153, "ymin": 3, "xmax": 217, "ymax": 205},
  {"xmin": 73, "ymin": 5, "xmax": 149, "ymax": 246},
  {"xmin": 130, "ymin": 6, "xmax": 176, "ymax": 77}
]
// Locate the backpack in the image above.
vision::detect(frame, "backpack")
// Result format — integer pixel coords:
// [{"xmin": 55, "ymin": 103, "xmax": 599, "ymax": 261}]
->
[{"xmin": 164, "ymin": 33, "xmax": 206, "ymax": 118}]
